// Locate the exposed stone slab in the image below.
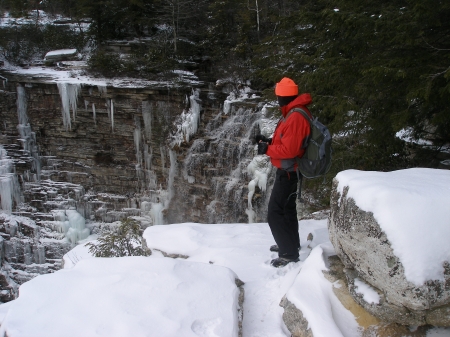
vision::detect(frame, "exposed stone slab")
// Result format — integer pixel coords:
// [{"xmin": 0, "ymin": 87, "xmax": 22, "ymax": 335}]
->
[{"xmin": 329, "ymin": 177, "xmax": 450, "ymax": 326}]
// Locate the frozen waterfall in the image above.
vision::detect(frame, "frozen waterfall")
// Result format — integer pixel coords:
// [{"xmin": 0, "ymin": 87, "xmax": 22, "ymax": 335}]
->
[{"xmin": 16, "ymin": 85, "xmax": 41, "ymax": 180}]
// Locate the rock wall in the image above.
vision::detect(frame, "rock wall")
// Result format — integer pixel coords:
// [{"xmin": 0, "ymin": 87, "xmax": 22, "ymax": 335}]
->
[
  {"xmin": 0, "ymin": 72, "xmax": 270, "ymax": 225},
  {"xmin": 0, "ymin": 71, "xmax": 275, "ymax": 301}
]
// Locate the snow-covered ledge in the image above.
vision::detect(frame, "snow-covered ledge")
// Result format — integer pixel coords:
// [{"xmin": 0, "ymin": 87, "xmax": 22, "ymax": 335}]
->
[{"xmin": 0, "ymin": 257, "xmax": 242, "ymax": 337}]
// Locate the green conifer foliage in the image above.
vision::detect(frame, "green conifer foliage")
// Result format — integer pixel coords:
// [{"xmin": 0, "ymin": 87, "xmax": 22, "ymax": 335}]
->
[{"xmin": 86, "ymin": 218, "xmax": 151, "ymax": 258}]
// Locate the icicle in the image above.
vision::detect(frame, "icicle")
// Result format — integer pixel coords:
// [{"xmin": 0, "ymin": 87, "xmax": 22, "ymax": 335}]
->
[
  {"xmin": 57, "ymin": 83, "xmax": 70, "ymax": 130},
  {"xmin": 84, "ymin": 100, "xmax": 89, "ymax": 111},
  {"xmin": 106, "ymin": 99, "xmax": 114, "ymax": 131},
  {"xmin": 168, "ymin": 150, "xmax": 177, "ymax": 203},
  {"xmin": 97, "ymin": 85, "xmax": 107, "ymax": 97},
  {"xmin": 134, "ymin": 119, "xmax": 142, "ymax": 169},
  {"xmin": 92, "ymin": 103, "xmax": 96, "ymax": 124},
  {"xmin": 142, "ymin": 101, "xmax": 152, "ymax": 140},
  {"xmin": 16, "ymin": 86, "xmax": 41, "ymax": 180},
  {"xmin": 160, "ymin": 146, "xmax": 166, "ymax": 171},
  {"xmin": 70, "ymin": 84, "xmax": 81, "ymax": 122},
  {"xmin": 110, "ymin": 99, "xmax": 114, "ymax": 131},
  {"xmin": 17, "ymin": 86, "xmax": 28, "ymax": 125},
  {"xmin": 143, "ymin": 144, "xmax": 152, "ymax": 172},
  {"xmin": 57, "ymin": 83, "xmax": 81, "ymax": 131}
]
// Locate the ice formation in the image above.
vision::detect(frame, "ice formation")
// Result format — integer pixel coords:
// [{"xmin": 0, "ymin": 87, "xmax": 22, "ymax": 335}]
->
[
  {"xmin": 57, "ymin": 83, "xmax": 81, "ymax": 131},
  {"xmin": 16, "ymin": 85, "xmax": 41, "ymax": 179},
  {"xmin": 0, "ymin": 146, "xmax": 21, "ymax": 214},
  {"xmin": 150, "ymin": 202, "xmax": 164, "ymax": 226},
  {"xmin": 246, "ymin": 156, "xmax": 271, "ymax": 223},
  {"xmin": 97, "ymin": 85, "xmax": 107, "ymax": 97},
  {"xmin": 16, "ymin": 85, "xmax": 28, "ymax": 125},
  {"xmin": 172, "ymin": 89, "xmax": 202, "ymax": 146},
  {"xmin": 142, "ymin": 101, "xmax": 152, "ymax": 140},
  {"xmin": 52, "ymin": 209, "xmax": 90, "ymax": 245},
  {"xmin": 106, "ymin": 99, "xmax": 114, "ymax": 131},
  {"xmin": 92, "ymin": 103, "xmax": 96, "ymax": 124}
]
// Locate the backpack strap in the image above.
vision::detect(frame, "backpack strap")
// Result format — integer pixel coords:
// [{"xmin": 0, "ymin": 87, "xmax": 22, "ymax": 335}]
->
[
  {"xmin": 290, "ymin": 107, "xmax": 313, "ymax": 124},
  {"xmin": 284, "ymin": 107, "xmax": 312, "ymax": 201}
]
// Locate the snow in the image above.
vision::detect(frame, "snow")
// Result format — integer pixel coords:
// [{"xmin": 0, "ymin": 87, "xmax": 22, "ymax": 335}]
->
[
  {"xmin": 142, "ymin": 220, "xmax": 328, "ymax": 337},
  {"xmin": 0, "ymin": 257, "xmax": 240, "ymax": 337},
  {"xmin": 286, "ymin": 244, "xmax": 360, "ymax": 337},
  {"xmin": 0, "ymin": 213, "xmax": 449, "ymax": 336},
  {"xmin": 2, "ymin": 65, "xmax": 201, "ymax": 89},
  {"xmin": 44, "ymin": 49, "xmax": 77, "ymax": 59},
  {"xmin": 353, "ymin": 278, "xmax": 380, "ymax": 304},
  {"xmin": 336, "ymin": 168, "xmax": 450, "ymax": 285}
]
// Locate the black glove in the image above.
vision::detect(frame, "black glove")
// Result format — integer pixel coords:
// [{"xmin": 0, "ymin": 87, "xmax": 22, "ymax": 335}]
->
[
  {"xmin": 255, "ymin": 134, "xmax": 271, "ymax": 144},
  {"xmin": 257, "ymin": 142, "xmax": 268, "ymax": 155}
]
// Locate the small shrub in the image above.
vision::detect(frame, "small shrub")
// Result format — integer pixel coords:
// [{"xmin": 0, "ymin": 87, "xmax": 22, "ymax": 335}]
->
[
  {"xmin": 0, "ymin": 24, "xmax": 86, "ymax": 65},
  {"xmin": 87, "ymin": 50, "xmax": 123, "ymax": 76},
  {"xmin": 86, "ymin": 218, "xmax": 151, "ymax": 258}
]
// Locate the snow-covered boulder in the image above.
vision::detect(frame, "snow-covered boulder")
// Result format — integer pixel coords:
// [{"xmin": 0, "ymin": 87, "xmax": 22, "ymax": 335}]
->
[
  {"xmin": 329, "ymin": 168, "xmax": 450, "ymax": 326},
  {"xmin": 44, "ymin": 49, "xmax": 78, "ymax": 64},
  {"xmin": 0, "ymin": 257, "xmax": 242, "ymax": 337}
]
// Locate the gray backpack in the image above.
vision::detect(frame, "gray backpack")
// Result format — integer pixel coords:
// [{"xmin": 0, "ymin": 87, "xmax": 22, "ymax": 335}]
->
[{"xmin": 291, "ymin": 107, "xmax": 332, "ymax": 179}]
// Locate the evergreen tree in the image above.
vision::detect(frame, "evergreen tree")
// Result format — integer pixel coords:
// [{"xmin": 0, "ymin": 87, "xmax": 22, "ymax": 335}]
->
[
  {"xmin": 86, "ymin": 218, "xmax": 151, "ymax": 258},
  {"xmin": 253, "ymin": 0, "xmax": 450, "ymax": 171}
]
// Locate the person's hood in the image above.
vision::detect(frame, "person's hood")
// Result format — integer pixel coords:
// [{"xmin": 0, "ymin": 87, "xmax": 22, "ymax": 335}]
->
[{"xmin": 281, "ymin": 93, "xmax": 312, "ymax": 117}]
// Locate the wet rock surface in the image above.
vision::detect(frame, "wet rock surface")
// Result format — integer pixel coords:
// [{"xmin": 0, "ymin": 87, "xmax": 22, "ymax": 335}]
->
[{"xmin": 282, "ymin": 255, "xmax": 441, "ymax": 336}]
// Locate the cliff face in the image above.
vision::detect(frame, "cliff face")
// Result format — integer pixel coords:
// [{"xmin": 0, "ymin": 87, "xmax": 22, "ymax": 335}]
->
[
  {"xmin": 0, "ymin": 72, "xmax": 269, "ymax": 226},
  {"xmin": 0, "ymin": 71, "xmax": 273, "ymax": 300}
]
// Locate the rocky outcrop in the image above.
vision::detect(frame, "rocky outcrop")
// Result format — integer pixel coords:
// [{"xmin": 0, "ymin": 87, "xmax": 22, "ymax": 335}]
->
[
  {"xmin": 282, "ymin": 255, "xmax": 440, "ymax": 337},
  {"xmin": 280, "ymin": 296, "xmax": 313, "ymax": 337},
  {"xmin": 328, "ymin": 179, "xmax": 450, "ymax": 326}
]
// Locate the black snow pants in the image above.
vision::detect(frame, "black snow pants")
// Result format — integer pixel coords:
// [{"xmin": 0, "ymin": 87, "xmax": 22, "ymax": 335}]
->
[{"xmin": 267, "ymin": 169, "xmax": 300, "ymax": 260}]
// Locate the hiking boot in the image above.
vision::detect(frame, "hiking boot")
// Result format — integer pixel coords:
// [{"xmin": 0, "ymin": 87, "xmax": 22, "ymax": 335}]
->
[
  {"xmin": 270, "ymin": 257, "xmax": 299, "ymax": 268},
  {"xmin": 269, "ymin": 245, "xmax": 301, "ymax": 252}
]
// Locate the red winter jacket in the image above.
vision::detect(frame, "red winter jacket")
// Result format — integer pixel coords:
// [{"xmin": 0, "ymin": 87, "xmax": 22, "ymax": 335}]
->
[{"xmin": 266, "ymin": 94, "xmax": 312, "ymax": 171}]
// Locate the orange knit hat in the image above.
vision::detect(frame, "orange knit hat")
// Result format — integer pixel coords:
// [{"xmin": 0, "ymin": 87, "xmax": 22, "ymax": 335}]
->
[{"xmin": 275, "ymin": 77, "xmax": 298, "ymax": 97}]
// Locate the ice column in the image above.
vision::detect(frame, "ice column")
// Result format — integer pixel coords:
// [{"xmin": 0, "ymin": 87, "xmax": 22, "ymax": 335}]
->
[
  {"xmin": 172, "ymin": 89, "xmax": 202, "ymax": 146},
  {"xmin": 0, "ymin": 146, "xmax": 21, "ymax": 214},
  {"xmin": 142, "ymin": 101, "xmax": 152, "ymax": 140},
  {"xmin": 245, "ymin": 153, "xmax": 271, "ymax": 223},
  {"xmin": 16, "ymin": 85, "xmax": 41, "ymax": 180},
  {"xmin": 106, "ymin": 99, "xmax": 114, "ymax": 131},
  {"xmin": 92, "ymin": 103, "xmax": 96, "ymax": 124},
  {"xmin": 57, "ymin": 83, "xmax": 81, "ymax": 131},
  {"xmin": 17, "ymin": 86, "xmax": 28, "ymax": 125},
  {"xmin": 134, "ymin": 118, "xmax": 143, "ymax": 169},
  {"xmin": 150, "ymin": 202, "xmax": 164, "ymax": 226},
  {"xmin": 168, "ymin": 150, "xmax": 177, "ymax": 203},
  {"xmin": 97, "ymin": 85, "xmax": 107, "ymax": 97},
  {"xmin": 111, "ymin": 99, "xmax": 114, "ymax": 131}
]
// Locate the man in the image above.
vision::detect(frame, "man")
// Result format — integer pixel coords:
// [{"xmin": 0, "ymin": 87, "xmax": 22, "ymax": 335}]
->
[{"xmin": 256, "ymin": 77, "xmax": 312, "ymax": 268}]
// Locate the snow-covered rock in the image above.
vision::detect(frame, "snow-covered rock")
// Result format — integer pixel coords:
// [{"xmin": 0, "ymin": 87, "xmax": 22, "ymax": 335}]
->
[
  {"xmin": 44, "ymin": 49, "xmax": 78, "ymax": 64},
  {"xmin": 0, "ymin": 257, "xmax": 242, "ymax": 337},
  {"xmin": 329, "ymin": 168, "xmax": 450, "ymax": 326}
]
